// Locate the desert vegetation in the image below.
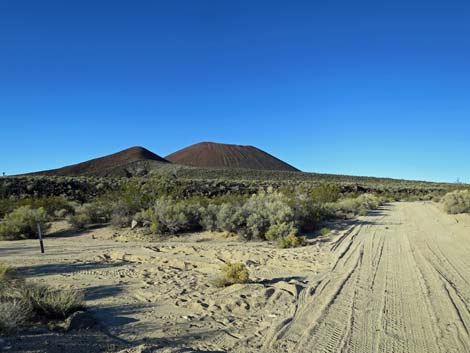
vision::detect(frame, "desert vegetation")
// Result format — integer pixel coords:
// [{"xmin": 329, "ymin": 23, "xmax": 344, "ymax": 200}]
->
[
  {"xmin": 441, "ymin": 189, "xmax": 470, "ymax": 214},
  {"xmin": 0, "ymin": 206, "xmax": 48, "ymax": 240},
  {"xmin": 102, "ymin": 185, "xmax": 383, "ymax": 243},
  {"xmin": 0, "ymin": 172, "xmax": 460, "ymax": 243},
  {"xmin": 212, "ymin": 262, "xmax": 250, "ymax": 287},
  {"xmin": 0, "ymin": 262, "xmax": 84, "ymax": 333}
]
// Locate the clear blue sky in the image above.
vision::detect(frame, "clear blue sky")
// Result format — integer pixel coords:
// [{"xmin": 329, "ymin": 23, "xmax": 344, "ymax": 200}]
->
[{"xmin": 1, "ymin": 0, "xmax": 469, "ymax": 182}]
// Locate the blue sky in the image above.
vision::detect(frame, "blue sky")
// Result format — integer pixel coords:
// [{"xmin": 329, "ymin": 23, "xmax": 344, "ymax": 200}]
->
[{"xmin": 1, "ymin": 0, "xmax": 469, "ymax": 182}]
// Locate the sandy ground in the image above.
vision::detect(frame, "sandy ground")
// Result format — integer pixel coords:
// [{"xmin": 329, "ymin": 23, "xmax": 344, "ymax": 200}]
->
[{"xmin": 1, "ymin": 202, "xmax": 470, "ymax": 352}]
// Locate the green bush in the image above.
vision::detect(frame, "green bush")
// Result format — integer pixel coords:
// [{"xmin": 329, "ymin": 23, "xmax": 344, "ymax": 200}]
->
[
  {"xmin": 320, "ymin": 227, "xmax": 332, "ymax": 235},
  {"xmin": 332, "ymin": 194, "xmax": 381, "ymax": 216},
  {"xmin": 310, "ymin": 183, "xmax": 341, "ymax": 203},
  {"xmin": 109, "ymin": 200, "xmax": 134, "ymax": 228},
  {"xmin": 0, "ymin": 196, "xmax": 74, "ymax": 219},
  {"xmin": 68, "ymin": 213, "xmax": 89, "ymax": 229},
  {"xmin": 142, "ymin": 197, "xmax": 202, "ymax": 234},
  {"xmin": 0, "ymin": 206, "xmax": 48, "ymax": 240},
  {"xmin": 232, "ymin": 191, "xmax": 295, "ymax": 240},
  {"xmin": 290, "ymin": 195, "xmax": 332, "ymax": 231},
  {"xmin": 68, "ymin": 202, "xmax": 110, "ymax": 229},
  {"xmin": 442, "ymin": 190, "xmax": 470, "ymax": 214},
  {"xmin": 278, "ymin": 232, "xmax": 306, "ymax": 248},
  {"xmin": 214, "ymin": 203, "xmax": 246, "ymax": 234},
  {"xmin": 265, "ymin": 222, "xmax": 297, "ymax": 241},
  {"xmin": 212, "ymin": 262, "xmax": 250, "ymax": 287},
  {"xmin": 199, "ymin": 204, "xmax": 221, "ymax": 232}
]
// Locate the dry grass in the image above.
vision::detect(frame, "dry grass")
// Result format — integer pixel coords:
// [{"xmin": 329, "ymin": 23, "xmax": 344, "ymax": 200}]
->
[
  {"xmin": 0, "ymin": 262, "xmax": 84, "ymax": 332},
  {"xmin": 23, "ymin": 285, "xmax": 84, "ymax": 320}
]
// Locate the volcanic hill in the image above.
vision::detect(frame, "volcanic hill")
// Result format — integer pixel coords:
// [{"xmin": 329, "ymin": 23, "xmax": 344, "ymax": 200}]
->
[
  {"xmin": 165, "ymin": 142, "xmax": 300, "ymax": 172},
  {"xmin": 29, "ymin": 146, "xmax": 169, "ymax": 176}
]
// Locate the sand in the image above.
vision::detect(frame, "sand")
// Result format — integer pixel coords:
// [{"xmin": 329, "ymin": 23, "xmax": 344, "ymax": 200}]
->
[{"xmin": 1, "ymin": 202, "xmax": 470, "ymax": 352}]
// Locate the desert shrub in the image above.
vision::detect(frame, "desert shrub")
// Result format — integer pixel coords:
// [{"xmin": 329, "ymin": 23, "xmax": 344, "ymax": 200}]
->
[
  {"xmin": 0, "ymin": 300, "xmax": 32, "ymax": 333},
  {"xmin": 212, "ymin": 262, "xmax": 250, "ymax": 287},
  {"xmin": 442, "ymin": 190, "xmax": 470, "ymax": 214},
  {"xmin": 0, "ymin": 197, "xmax": 74, "ymax": 220},
  {"xmin": 109, "ymin": 200, "xmax": 135, "ymax": 228},
  {"xmin": 68, "ymin": 213, "xmax": 89, "ymax": 229},
  {"xmin": 0, "ymin": 199, "xmax": 18, "ymax": 219},
  {"xmin": 332, "ymin": 194, "xmax": 381, "ymax": 216},
  {"xmin": 310, "ymin": 183, "xmax": 341, "ymax": 203},
  {"xmin": 265, "ymin": 222, "xmax": 297, "ymax": 241},
  {"xmin": 199, "ymin": 204, "xmax": 221, "ymax": 231},
  {"xmin": 198, "ymin": 191, "xmax": 299, "ymax": 240},
  {"xmin": 320, "ymin": 227, "xmax": 332, "ymax": 235},
  {"xmin": 0, "ymin": 263, "xmax": 24, "ymax": 303},
  {"xmin": 278, "ymin": 232, "xmax": 306, "ymax": 248},
  {"xmin": 0, "ymin": 262, "xmax": 84, "ymax": 331},
  {"xmin": 142, "ymin": 198, "xmax": 202, "ymax": 234},
  {"xmin": 24, "ymin": 196, "xmax": 74, "ymax": 218},
  {"xmin": 23, "ymin": 285, "xmax": 84, "ymax": 319},
  {"xmin": 290, "ymin": 194, "xmax": 334, "ymax": 231},
  {"xmin": 0, "ymin": 264, "xmax": 30, "ymax": 332},
  {"xmin": 215, "ymin": 203, "xmax": 246, "ymax": 234},
  {"xmin": 235, "ymin": 191, "xmax": 295, "ymax": 240},
  {"xmin": 68, "ymin": 202, "xmax": 110, "ymax": 229},
  {"xmin": 0, "ymin": 206, "xmax": 48, "ymax": 240}
]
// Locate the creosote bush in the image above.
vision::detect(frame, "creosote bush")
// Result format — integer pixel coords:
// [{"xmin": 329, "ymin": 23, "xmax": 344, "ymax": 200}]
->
[
  {"xmin": 0, "ymin": 206, "xmax": 48, "ymax": 240},
  {"xmin": 212, "ymin": 262, "xmax": 250, "ymax": 287},
  {"xmin": 320, "ymin": 227, "xmax": 332, "ymax": 235},
  {"xmin": 442, "ymin": 190, "xmax": 470, "ymax": 214}
]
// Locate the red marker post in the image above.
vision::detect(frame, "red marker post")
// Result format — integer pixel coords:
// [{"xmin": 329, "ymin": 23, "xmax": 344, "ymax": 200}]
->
[{"xmin": 37, "ymin": 223, "xmax": 45, "ymax": 254}]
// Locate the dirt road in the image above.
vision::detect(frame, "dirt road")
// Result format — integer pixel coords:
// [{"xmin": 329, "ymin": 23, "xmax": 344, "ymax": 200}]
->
[{"xmin": 263, "ymin": 202, "xmax": 470, "ymax": 353}]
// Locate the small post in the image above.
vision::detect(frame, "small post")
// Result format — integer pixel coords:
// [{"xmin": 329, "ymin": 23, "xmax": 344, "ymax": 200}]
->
[{"xmin": 37, "ymin": 223, "xmax": 45, "ymax": 254}]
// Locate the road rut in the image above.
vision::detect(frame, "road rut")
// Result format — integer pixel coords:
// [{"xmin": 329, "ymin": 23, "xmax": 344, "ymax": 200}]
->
[{"xmin": 263, "ymin": 202, "xmax": 470, "ymax": 353}]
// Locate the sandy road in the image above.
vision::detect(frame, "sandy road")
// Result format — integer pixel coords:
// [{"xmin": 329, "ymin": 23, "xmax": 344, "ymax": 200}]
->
[{"xmin": 263, "ymin": 202, "xmax": 470, "ymax": 353}]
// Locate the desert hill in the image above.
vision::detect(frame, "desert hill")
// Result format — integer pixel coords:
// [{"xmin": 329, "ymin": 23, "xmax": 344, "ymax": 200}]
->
[
  {"xmin": 165, "ymin": 142, "xmax": 300, "ymax": 172},
  {"xmin": 29, "ymin": 146, "xmax": 169, "ymax": 177}
]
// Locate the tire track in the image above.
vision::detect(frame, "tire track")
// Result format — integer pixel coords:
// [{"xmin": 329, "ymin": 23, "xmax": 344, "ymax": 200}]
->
[{"xmin": 263, "ymin": 202, "xmax": 470, "ymax": 353}]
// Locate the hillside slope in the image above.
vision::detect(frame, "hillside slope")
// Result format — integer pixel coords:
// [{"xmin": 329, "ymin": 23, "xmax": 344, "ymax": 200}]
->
[
  {"xmin": 29, "ymin": 146, "xmax": 169, "ymax": 176},
  {"xmin": 165, "ymin": 142, "xmax": 300, "ymax": 172}
]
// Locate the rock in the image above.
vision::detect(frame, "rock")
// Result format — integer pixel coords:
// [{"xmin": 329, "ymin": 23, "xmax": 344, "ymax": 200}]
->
[
  {"xmin": 131, "ymin": 219, "xmax": 139, "ymax": 229},
  {"xmin": 47, "ymin": 321, "xmax": 65, "ymax": 332},
  {"xmin": 64, "ymin": 311, "xmax": 96, "ymax": 331}
]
